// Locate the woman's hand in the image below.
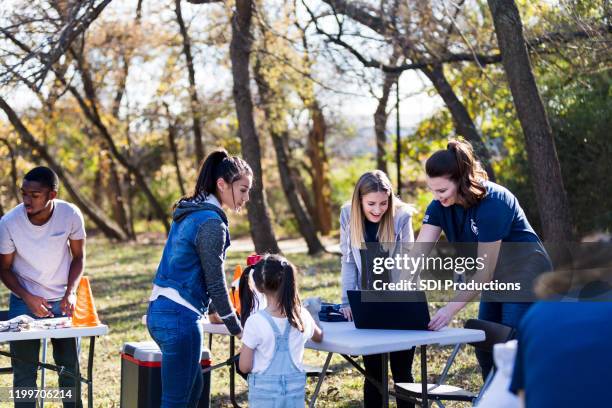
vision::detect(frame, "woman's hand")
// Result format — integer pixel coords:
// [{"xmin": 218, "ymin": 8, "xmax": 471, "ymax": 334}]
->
[
  {"xmin": 340, "ymin": 305, "xmax": 353, "ymax": 321},
  {"xmin": 428, "ymin": 303, "xmax": 462, "ymax": 331},
  {"xmin": 208, "ymin": 312, "xmax": 222, "ymax": 324}
]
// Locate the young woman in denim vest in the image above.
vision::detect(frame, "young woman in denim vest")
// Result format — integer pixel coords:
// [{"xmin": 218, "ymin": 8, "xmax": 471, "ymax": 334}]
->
[
  {"xmin": 239, "ymin": 254, "xmax": 323, "ymax": 407},
  {"xmin": 338, "ymin": 170, "xmax": 417, "ymax": 408},
  {"xmin": 147, "ymin": 149, "xmax": 252, "ymax": 408}
]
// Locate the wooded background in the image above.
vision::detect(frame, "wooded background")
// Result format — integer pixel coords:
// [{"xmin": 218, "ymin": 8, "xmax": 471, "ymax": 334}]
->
[{"xmin": 0, "ymin": 0, "xmax": 610, "ymax": 252}]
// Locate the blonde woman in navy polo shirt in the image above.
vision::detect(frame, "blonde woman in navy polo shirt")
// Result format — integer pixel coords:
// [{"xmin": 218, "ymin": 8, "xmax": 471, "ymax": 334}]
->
[{"xmin": 416, "ymin": 139, "xmax": 552, "ymax": 380}]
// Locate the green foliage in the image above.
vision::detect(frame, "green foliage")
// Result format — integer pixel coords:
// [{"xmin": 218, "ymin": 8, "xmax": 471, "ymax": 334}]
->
[
  {"xmin": 549, "ymin": 72, "xmax": 612, "ymax": 234},
  {"xmin": 329, "ymin": 155, "xmax": 376, "ymax": 210}
]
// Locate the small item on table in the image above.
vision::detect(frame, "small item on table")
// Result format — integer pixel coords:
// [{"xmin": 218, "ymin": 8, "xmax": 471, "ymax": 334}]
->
[
  {"xmin": 0, "ymin": 315, "xmax": 34, "ymax": 332},
  {"xmin": 32, "ymin": 317, "xmax": 72, "ymax": 330},
  {"xmin": 318, "ymin": 303, "xmax": 348, "ymax": 322}
]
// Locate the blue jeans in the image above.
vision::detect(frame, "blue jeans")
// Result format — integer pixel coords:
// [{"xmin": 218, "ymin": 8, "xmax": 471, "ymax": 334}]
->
[
  {"xmin": 476, "ymin": 301, "xmax": 532, "ymax": 380},
  {"xmin": 8, "ymin": 294, "xmax": 82, "ymax": 408},
  {"xmin": 146, "ymin": 296, "xmax": 203, "ymax": 408}
]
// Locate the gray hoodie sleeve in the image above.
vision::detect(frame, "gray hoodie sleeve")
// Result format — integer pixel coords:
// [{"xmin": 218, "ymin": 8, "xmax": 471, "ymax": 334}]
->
[
  {"xmin": 195, "ymin": 218, "xmax": 242, "ymax": 335},
  {"xmin": 340, "ymin": 205, "xmax": 359, "ymax": 305}
]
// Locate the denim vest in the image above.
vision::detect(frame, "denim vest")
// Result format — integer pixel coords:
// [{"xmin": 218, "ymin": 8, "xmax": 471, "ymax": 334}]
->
[{"xmin": 153, "ymin": 202, "xmax": 230, "ymax": 314}]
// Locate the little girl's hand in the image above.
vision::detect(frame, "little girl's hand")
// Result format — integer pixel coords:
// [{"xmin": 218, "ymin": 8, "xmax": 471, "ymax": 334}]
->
[{"xmin": 340, "ymin": 306, "xmax": 353, "ymax": 321}]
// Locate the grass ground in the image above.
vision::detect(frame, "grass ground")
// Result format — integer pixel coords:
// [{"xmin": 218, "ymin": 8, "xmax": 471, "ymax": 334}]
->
[{"xmin": 0, "ymin": 237, "xmax": 483, "ymax": 407}]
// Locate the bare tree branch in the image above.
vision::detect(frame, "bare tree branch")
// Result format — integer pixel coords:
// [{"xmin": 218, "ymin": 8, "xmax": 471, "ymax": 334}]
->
[
  {"xmin": 311, "ymin": 0, "xmax": 611, "ymax": 73},
  {"xmin": 1, "ymin": 0, "xmax": 114, "ymax": 88}
]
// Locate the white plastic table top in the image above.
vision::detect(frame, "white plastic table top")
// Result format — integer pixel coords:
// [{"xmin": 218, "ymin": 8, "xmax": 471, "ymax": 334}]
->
[
  {"xmin": 0, "ymin": 325, "xmax": 109, "ymax": 342},
  {"xmin": 304, "ymin": 321, "xmax": 484, "ymax": 355},
  {"xmin": 201, "ymin": 320, "xmax": 485, "ymax": 356}
]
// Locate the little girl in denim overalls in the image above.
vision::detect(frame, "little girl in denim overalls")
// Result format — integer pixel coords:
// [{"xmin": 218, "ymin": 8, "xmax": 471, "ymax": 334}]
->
[{"xmin": 239, "ymin": 254, "xmax": 323, "ymax": 407}]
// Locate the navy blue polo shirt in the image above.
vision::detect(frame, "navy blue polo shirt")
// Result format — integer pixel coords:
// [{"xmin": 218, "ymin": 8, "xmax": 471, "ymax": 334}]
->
[
  {"xmin": 509, "ymin": 301, "xmax": 612, "ymax": 407},
  {"xmin": 423, "ymin": 181, "xmax": 539, "ymax": 243}
]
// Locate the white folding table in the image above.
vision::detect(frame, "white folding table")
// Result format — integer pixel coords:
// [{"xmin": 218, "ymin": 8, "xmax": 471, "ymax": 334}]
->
[
  {"xmin": 0, "ymin": 324, "xmax": 109, "ymax": 408},
  {"xmin": 201, "ymin": 320, "xmax": 485, "ymax": 407}
]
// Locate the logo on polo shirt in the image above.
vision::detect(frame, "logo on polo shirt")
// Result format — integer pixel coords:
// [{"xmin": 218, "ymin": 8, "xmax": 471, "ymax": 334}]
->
[
  {"xmin": 470, "ymin": 219, "xmax": 478, "ymax": 236},
  {"xmin": 423, "ymin": 214, "xmax": 430, "ymax": 223}
]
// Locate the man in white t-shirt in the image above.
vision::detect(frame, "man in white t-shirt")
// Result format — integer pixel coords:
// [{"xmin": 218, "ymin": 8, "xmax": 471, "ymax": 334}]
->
[{"xmin": 0, "ymin": 166, "xmax": 86, "ymax": 408}]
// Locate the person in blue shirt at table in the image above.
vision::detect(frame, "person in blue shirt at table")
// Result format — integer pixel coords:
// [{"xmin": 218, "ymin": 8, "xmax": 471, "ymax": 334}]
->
[
  {"xmin": 416, "ymin": 139, "xmax": 552, "ymax": 380},
  {"xmin": 147, "ymin": 149, "xmax": 252, "ymax": 408},
  {"xmin": 509, "ymin": 267, "xmax": 612, "ymax": 407},
  {"xmin": 338, "ymin": 170, "xmax": 417, "ymax": 408}
]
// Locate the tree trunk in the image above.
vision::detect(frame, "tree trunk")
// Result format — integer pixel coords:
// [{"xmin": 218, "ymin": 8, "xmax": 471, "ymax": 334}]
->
[
  {"xmin": 292, "ymin": 165, "xmax": 317, "ymax": 225},
  {"xmin": 488, "ymin": 0, "xmax": 573, "ymax": 242},
  {"xmin": 374, "ymin": 70, "xmax": 398, "ymax": 174},
  {"xmin": 107, "ymin": 154, "xmax": 134, "ymax": 239},
  {"xmin": 109, "ymin": 56, "xmax": 134, "ymax": 236},
  {"xmin": 295, "ymin": 26, "xmax": 332, "ymax": 235},
  {"xmin": 0, "ymin": 138, "xmax": 20, "ymax": 204},
  {"xmin": 167, "ymin": 117, "xmax": 187, "ymax": 197},
  {"xmin": 92, "ymin": 153, "xmax": 104, "ymax": 204},
  {"xmin": 253, "ymin": 60, "xmax": 325, "ymax": 254},
  {"xmin": 272, "ymin": 131, "xmax": 326, "ymax": 254},
  {"xmin": 230, "ymin": 0, "xmax": 280, "ymax": 254},
  {"xmin": 421, "ymin": 64, "xmax": 496, "ymax": 181},
  {"xmin": 124, "ymin": 173, "xmax": 137, "ymax": 239},
  {"xmin": 175, "ymin": 0, "xmax": 205, "ymax": 166},
  {"xmin": 0, "ymin": 97, "xmax": 128, "ymax": 241},
  {"xmin": 305, "ymin": 102, "xmax": 333, "ymax": 235}
]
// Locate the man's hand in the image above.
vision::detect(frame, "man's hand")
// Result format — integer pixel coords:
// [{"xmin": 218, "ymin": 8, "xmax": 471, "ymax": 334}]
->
[
  {"xmin": 23, "ymin": 294, "xmax": 54, "ymax": 318},
  {"xmin": 60, "ymin": 292, "xmax": 77, "ymax": 317}
]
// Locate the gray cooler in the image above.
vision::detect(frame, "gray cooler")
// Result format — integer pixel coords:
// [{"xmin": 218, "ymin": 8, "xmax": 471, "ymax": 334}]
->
[{"xmin": 120, "ymin": 341, "xmax": 211, "ymax": 408}]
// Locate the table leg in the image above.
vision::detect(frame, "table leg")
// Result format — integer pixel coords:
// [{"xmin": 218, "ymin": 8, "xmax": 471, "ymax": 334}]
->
[
  {"xmin": 229, "ymin": 336, "xmax": 240, "ymax": 408},
  {"xmin": 74, "ymin": 337, "xmax": 81, "ymax": 408},
  {"xmin": 87, "ymin": 337, "xmax": 95, "ymax": 408},
  {"xmin": 308, "ymin": 352, "xmax": 333, "ymax": 408},
  {"xmin": 40, "ymin": 338, "xmax": 47, "ymax": 408},
  {"xmin": 421, "ymin": 345, "xmax": 428, "ymax": 408},
  {"xmin": 382, "ymin": 352, "xmax": 389, "ymax": 408}
]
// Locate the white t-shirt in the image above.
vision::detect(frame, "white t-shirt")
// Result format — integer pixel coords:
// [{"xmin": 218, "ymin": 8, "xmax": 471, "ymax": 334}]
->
[
  {"xmin": 241, "ymin": 308, "xmax": 315, "ymax": 373},
  {"xmin": 0, "ymin": 200, "xmax": 86, "ymax": 300}
]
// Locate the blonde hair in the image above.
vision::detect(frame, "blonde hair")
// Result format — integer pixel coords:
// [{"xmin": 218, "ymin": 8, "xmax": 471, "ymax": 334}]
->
[{"xmin": 349, "ymin": 170, "xmax": 406, "ymax": 251}]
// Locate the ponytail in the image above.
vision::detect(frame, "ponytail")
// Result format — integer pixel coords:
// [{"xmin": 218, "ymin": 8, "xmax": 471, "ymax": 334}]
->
[
  {"xmin": 238, "ymin": 266, "xmax": 258, "ymax": 326},
  {"xmin": 177, "ymin": 148, "xmax": 252, "ymax": 206},
  {"xmin": 252, "ymin": 254, "xmax": 304, "ymax": 332},
  {"xmin": 425, "ymin": 139, "xmax": 488, "ymax": 207}
]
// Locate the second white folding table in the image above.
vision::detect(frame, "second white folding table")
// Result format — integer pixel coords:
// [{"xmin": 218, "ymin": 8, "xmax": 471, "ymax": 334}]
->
[{"xmin": 202, "ymin": 319, "xmax": 485, "ymax": 407}]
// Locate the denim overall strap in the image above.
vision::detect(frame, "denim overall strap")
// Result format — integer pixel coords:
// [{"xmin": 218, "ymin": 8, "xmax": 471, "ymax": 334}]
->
[
  {"xmin": 258, "ymin": 310, "xmax": 301, "ymax": 375},
  {"xmin": 248, "ymin": 310, "xmax": 307, "ymax": 407}
]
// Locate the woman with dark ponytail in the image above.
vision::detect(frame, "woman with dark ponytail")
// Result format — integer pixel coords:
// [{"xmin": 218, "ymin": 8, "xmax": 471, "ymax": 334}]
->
[
  {"xmin": 416, "ymin": 139, "xmax": 552, "ymax": 380},
  {"xmin": 239, "ymin": 254, "xmax": 323, "ymax": 407},
  {"xmin": 147, "ymin": 148, "xmax": 253, "ymax": 407}
]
